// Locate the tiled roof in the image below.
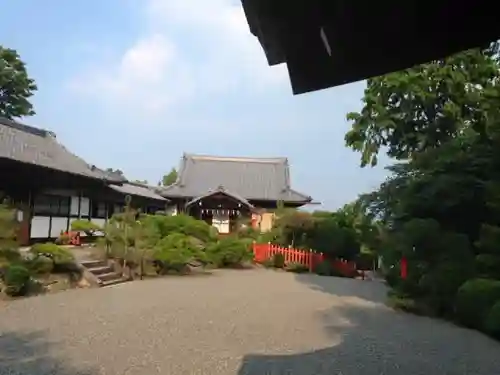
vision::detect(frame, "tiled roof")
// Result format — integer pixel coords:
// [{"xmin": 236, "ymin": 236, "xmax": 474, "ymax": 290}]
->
[
  {"xmin": 109, "ymin": 182, "xmax": 167, "ymax": 202},
  {"xmin": 0, "ymin": 117, "xmax": 121, "ymax": 182},
  {"xmin": 160, "ymin": 153, "xmax": 312, "ymax": 203}
]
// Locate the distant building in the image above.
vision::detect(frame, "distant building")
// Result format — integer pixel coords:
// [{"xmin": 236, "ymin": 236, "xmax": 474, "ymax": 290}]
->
[
  {"xmin": 0, "ymin": 118, "xmax": 315, "ymax": 243},
  {"xmin": 159, "ymin": 154, "xmax": 313, "ymax": 234},
  {"xmin": 0, "ymin": 118, "xmax": 167, "ymax": 244}
]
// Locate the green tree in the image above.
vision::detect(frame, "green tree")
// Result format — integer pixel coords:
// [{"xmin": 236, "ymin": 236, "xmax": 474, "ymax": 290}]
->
[
  {"xmin": 345, "ymin": 41, "xmax": 500, "ymax": 322},
  {"xmin": 162, "ymin": 168, "xmax": 178, "ymax": 186},
  {"xmin": 345, "ymin": 42, "xmax": 500, "ymax": 167},
  {"xmin": 0, "ymin": 46, "xmax": 37, "ymax": 119}
]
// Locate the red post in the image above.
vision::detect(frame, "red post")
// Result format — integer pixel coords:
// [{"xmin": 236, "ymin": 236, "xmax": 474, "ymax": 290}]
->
[
  {"xmin": 308, "ymin": 249, "xmax": 313, "ymax": 273},
  {"xmin": 401, "ymin": 256, "xmax": 408, "ymax": 279}
]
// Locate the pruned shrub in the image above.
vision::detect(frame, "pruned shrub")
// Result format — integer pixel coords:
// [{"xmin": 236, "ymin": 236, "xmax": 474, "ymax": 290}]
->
[
  {"xmin": 313, "ymin": 260, "xmax": 333, "ymax": 276},
  {"xmin": 261, "ymin": 257, "xmax": 274, "ymax": 268},
  {"xmin": 206, "ymin": 236, "xmax": 253, "ymax": 268},
  {"xmin": 485, "ymin": 300, "xmax": 500, "ymax": 338},
  {"xmin": 272, "ymin": 253, "xmax": 285, "ymax": 269},
  {"xmin": 153, "ymin": 233, "xmax": 205, "ymax": 274},
  {"xmin": 26, "ymin": 256, "xmax": 53, "ymax": 275},
  {"xmin": 475, "ymin": 254, "xmax": 500, "ymax": 278},
  {"xmin": 3, "ymin": 264, "xmax": 31, "ymax": 296},
  {"xmin": 30, "ymin": 243, "xmax": 74, "ymax": 265},
  {"xmin": 455, "ymin": 278, "xmax": 500, "ymax": 329},
  {"xmin": 286, "ymin": 262, "xmax": 309, "ymax": 273},
  {"xmin": 71, "ymin": 219, "xmax": 102, "ymax": 235}
]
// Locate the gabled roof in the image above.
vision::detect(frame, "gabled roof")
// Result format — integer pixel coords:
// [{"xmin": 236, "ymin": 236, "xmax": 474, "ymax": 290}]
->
[
  {"xmin": 185, "ymin": 185, "xmax": 255, "ymax": 211},
  {"xmin": 108, "ymin": 182, "xmax": 167, "ymax": 202},
  {"xmin": 160, "ymin": 153, "xmax": 312, "ymax": 204},
  {"xmin": 0, "ymin": 118, "xmax": 121, "ymax": 182}
]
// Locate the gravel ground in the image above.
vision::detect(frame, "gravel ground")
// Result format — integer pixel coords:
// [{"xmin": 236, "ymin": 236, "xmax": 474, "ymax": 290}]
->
[{"xmin": 1, "ymin": 269, "xmax": 499, "ymax": 375}]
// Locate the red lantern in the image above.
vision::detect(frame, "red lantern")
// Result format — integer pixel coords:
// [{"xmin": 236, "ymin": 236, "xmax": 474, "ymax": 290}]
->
[{"xmin": 401, "ymin": 256, "xmax": 408, "ymax": 279}]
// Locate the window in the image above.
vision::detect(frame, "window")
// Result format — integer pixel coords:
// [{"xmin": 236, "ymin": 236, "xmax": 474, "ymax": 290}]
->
[
  {"xmin": 33, "ymin": 194, "xmax": 70, "ymax": 216},
  {"xmin": 91, "ymin": 201, "xmax": 107, "ymax": 218}
]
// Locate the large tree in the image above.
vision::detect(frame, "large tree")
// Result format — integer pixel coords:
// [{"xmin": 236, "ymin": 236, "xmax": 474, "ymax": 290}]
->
[
  {"xmin": 347, "ymin": 42, "xmax": 500, "ymax": 318},
  {"xmin": 0, "ymin": 46, "xmax": 37, "ymax": 119},
  {"xmin": 345, "ymin": 42, "xmax": 500, "ymax": 167}
]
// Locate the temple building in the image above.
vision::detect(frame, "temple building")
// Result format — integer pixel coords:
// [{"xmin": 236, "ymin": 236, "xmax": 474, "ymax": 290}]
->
[
  {"xmin": 0, "ymin": 118, "xmax": 167, "ymax": 245},
  {"xmin": 0, "ymin": 117, "xmax": 314, "ymax": 243},
  {"xmin": 159, "ymin": 154, "xmax": 313, "ymax": 234}
]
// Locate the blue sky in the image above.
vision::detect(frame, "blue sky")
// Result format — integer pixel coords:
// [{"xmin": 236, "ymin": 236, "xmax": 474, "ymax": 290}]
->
[{"xmin": 2, "ymin": 0, "xmax": 389, "ymax": 209}]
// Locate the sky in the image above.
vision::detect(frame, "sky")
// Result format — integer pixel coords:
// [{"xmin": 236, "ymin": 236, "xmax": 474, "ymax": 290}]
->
[{"xmin": 1, "ymin": 0, "xmax": 389, "ymax": 210}]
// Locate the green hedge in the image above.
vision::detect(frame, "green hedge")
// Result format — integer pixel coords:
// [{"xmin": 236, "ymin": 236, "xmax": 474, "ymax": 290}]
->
[
  {"xmin": 4, "ymin": 264, "xmax": 31, "ymax": 296},
  {"xmin": 455, "ymin": 278, "xmax": 500, "ymax": 330},
  {"xmin": 485, "ymin": 301, "xmax": 500, "ymax": 338}
]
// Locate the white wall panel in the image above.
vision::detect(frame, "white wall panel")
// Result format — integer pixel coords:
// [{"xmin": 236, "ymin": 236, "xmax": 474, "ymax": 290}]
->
[
  {"xmin": 80, "ymin": 197, "xmax": 90, "ymax": 216},
  {"xmin": 50, "ymin": 217, "xmax": 68, "ymax": 238},
  {"xmin": 70, "ymin": 196, "xmax": 80, "ymax": 215},
  {"xmin": 30, "ymin": 216, "xmax": 50, "ymax": 238}
]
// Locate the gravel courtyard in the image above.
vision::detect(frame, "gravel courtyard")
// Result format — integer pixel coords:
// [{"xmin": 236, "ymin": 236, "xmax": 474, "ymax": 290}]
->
[{"xmin": 1, "ymin": 269, "xmax": 499, "ymax": 375}]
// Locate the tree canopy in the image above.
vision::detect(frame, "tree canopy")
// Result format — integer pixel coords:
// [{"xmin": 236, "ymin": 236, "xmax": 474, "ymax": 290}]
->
[
  {"xmin": 0, "ymin": 46, "xmax": 37, "ymax": 119},
  {"xmin": 345, "ymin": 42, "xmax": 500, "ymax": 167},
  {"xmin": 161, "ymin": 168, "xmax": 178, "ymax": 186},
  {"xmin": 344, "ymin": 41, "xmax": 500, "ymax": 334}
]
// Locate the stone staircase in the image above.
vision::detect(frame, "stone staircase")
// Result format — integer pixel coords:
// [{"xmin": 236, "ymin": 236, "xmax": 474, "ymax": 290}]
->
[{"xmin": 80, "ymin": 260, "xmax": 129, "ymax": 287}]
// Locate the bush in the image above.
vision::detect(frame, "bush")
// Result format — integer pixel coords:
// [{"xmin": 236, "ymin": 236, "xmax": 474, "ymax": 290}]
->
[
  {"xmin": 153, "ymin": 233, "xmax": 204, "ymax": 274},
  {"xmin": 206, "ymin": 237, "xmax": 253, "ymax": 268},
  {"xmin": 3, "ymin": 264, "xmax": 31, "ymax": 296},
  {"xmin": 455, "ymin": 278, "xmax": 500, "ymax": 329},
  {"xmin": 25, "ymin": 256, "xmax": 53, "ymax": 275},
  {"xmin": 313, "ymin": 260, "xmax": 333, "ymax": 276},
  {"xmin": 31, "ymin": 243, "xmax": 74, "ymax": 264},
  {"xmin": 261, "ymin": 257, "xmax": 274, "ymax": 268},
  {"xmin": 418, "ymin": 261, "xmax": 474, "ymax": 317},
  {"xmin": 70, "ymin": 219, "xmax": 102, "ymax": 235},
  {"xmin": 272, "ymin": 253, "xmax": 285, "ymax": 268},
  {"xmin": 485, "ymin": 300, "xmax": 500, "ymax": 338},
  {"xmin": 475, "ymin": 254, "xmax": 500, "ymax": 278},
  {"xmin": 286, "ymin": 262, "xmax": 309, "ymax": 273},
  {"xmin": 143, "ymin": 214, "xmax": 217, "ymax": 245}
]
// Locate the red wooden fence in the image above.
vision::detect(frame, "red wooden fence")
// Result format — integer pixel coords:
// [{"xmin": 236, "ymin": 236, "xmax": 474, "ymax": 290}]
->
[{"xmin": 252, "ymin": 242, "xmax": 357, "ymax": 276}]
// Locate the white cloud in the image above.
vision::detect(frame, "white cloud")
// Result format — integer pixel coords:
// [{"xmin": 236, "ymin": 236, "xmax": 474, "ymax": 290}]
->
[{"xmin": 69, "ymin": 0, "xmax": 287, "ymax": 115}]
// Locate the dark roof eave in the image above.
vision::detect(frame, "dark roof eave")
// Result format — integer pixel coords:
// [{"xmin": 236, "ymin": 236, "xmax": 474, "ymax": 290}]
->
[{"xmin": 6, "ymin": 157, "xmax": 120, "ymax": 184}]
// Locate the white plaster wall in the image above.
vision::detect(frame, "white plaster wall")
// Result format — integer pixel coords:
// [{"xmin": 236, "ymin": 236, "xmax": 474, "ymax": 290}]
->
[
  {"xmin": 50, "ymin": 217, "xmax": 68, "ymax": 238},
  {"xmin": 80, "ymin": 197, "xmax": 90, "ymax": 216},
  {"xmin": 30, "ymin": 216, "xmax": 50, "ymax": 238},
  {"xmin": 70, "ymin": 196, "xmax": 80, "ymax": 215}
]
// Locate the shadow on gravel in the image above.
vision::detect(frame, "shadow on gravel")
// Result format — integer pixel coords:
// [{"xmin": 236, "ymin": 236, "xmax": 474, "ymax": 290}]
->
[
  {"xmin": 237, "ymin": 274, "xmax": 500, "ymax": 375},
  {"xmin": 0, "ymin": 330, "xmax": 96, "ymax": 375},
  {"xmin": 295, "ymin": 273, "xmax": 388, "ymax": 304}
]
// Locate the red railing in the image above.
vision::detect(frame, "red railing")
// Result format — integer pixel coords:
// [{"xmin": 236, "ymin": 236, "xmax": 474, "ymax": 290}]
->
[{"xmin": 252, "ymin": 242, "xmax": 357, "ymax": 276}]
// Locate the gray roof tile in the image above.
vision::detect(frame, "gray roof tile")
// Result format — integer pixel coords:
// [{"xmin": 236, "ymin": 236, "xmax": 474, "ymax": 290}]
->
[
  {"xmin": 0, "ymin": 118, "xmax": 120, "ymax": 182},
  {"xmin": 160, "ymin": 153, "xmax": 312, "ymax": 203},
  {"xmin": 109, "ymin": 182, "xmax": 167, "ymax": 202}
]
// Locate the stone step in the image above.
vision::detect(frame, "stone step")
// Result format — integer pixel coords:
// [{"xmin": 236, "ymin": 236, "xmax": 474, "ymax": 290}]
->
[
  {"xmin": 97, "ymin": 272, "xmax": 123, "ymax": 283},
  {"xmin": 87, "ymin": 265, "xmax": 114, "ymax": 276},
  {"xmin": 100, "ymin": 277, "xmax": 129, "ymax": 288},
  {"xmin": 81, "ymin": 260, "xmax": 107, "ymax": 269}
]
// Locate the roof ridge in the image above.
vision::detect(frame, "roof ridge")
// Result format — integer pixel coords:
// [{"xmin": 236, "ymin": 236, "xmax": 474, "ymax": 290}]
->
[
  {"xmin": 0, "ymin": 117, "xmax": 55, "ymax": 138},
  {"xmin": 186, "ymin": 153, "xmax": 287, "ymax": 164}
]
